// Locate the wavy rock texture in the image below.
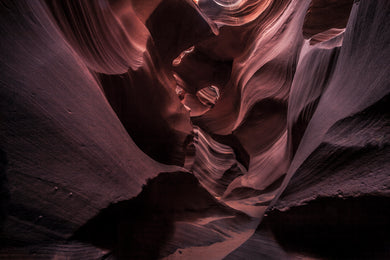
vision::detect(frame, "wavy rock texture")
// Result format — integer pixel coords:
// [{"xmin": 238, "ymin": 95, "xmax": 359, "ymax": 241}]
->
[{"xmin": 0, "ymin": 0, "xmax": 389, "ymax": 259}]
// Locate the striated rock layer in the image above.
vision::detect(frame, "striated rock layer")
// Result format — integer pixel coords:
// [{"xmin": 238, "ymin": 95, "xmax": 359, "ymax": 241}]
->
[{"xmin": 0, "ymin": 0, "xmax": 389, "ymax": 259}]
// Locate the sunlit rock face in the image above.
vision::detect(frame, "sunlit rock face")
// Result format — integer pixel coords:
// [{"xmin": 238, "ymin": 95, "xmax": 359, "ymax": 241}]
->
[{"xmin": 0, "ymin": 0, "xmax": 389, "ymax": 259}]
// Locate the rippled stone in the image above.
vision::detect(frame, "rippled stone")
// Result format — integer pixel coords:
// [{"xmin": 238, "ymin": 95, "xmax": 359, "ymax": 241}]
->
[{"xmin": 1, "ymin": 0, "xmax": 389, "ymax": 259}]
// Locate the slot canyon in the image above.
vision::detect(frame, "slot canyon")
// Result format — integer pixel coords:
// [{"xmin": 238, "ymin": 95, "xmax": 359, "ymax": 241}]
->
[{"xmin": 0, "ymin": 0, "xmax": 389, "ymax": 259}]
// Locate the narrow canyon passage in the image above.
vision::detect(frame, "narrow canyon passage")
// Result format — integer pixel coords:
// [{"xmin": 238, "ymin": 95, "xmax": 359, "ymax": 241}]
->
[{"xmin": 0, "ymin": 0, "xmax": 389, "ymax": 259}]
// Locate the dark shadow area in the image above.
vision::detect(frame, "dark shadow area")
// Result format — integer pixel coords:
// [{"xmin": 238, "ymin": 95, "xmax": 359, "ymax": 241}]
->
[
  {"xmin": 210, "ymin": 134, "xmax": 250, "ymax": 169},
  {"xmin": 0, "ymin": 149, "xmax": 9, "ymax": 231},
  {"xmin": 218, "ymin": 164, "xmax": 245, "ymax": 190},
  {"xmin": 172, "ymin": 48, "xmax": 233, "ymax": 94},
  {"xmin": 202, "ymin": 163, "xmax": 245, "ymax": 198},
  {"xmin": 264, "ymin": 196, "xmax": 390, "ymax": 259},
  {"xmin": 98, "ymin": 41, "xmax": 191, "ymax": 167},
  {"xmin": 234, "ymin": 98, "xmax": 287, "ymax": 156},
  {"xmin": 146, "ymin": 0, "xmax": 213, "ymax": 65},
  {"xmin": 72, "ymin": 171, "xmax": 239, "ymax": 259},
  {"xmin": 303, "ymin": 0, "xmax": 355, "ymax": 44}
]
